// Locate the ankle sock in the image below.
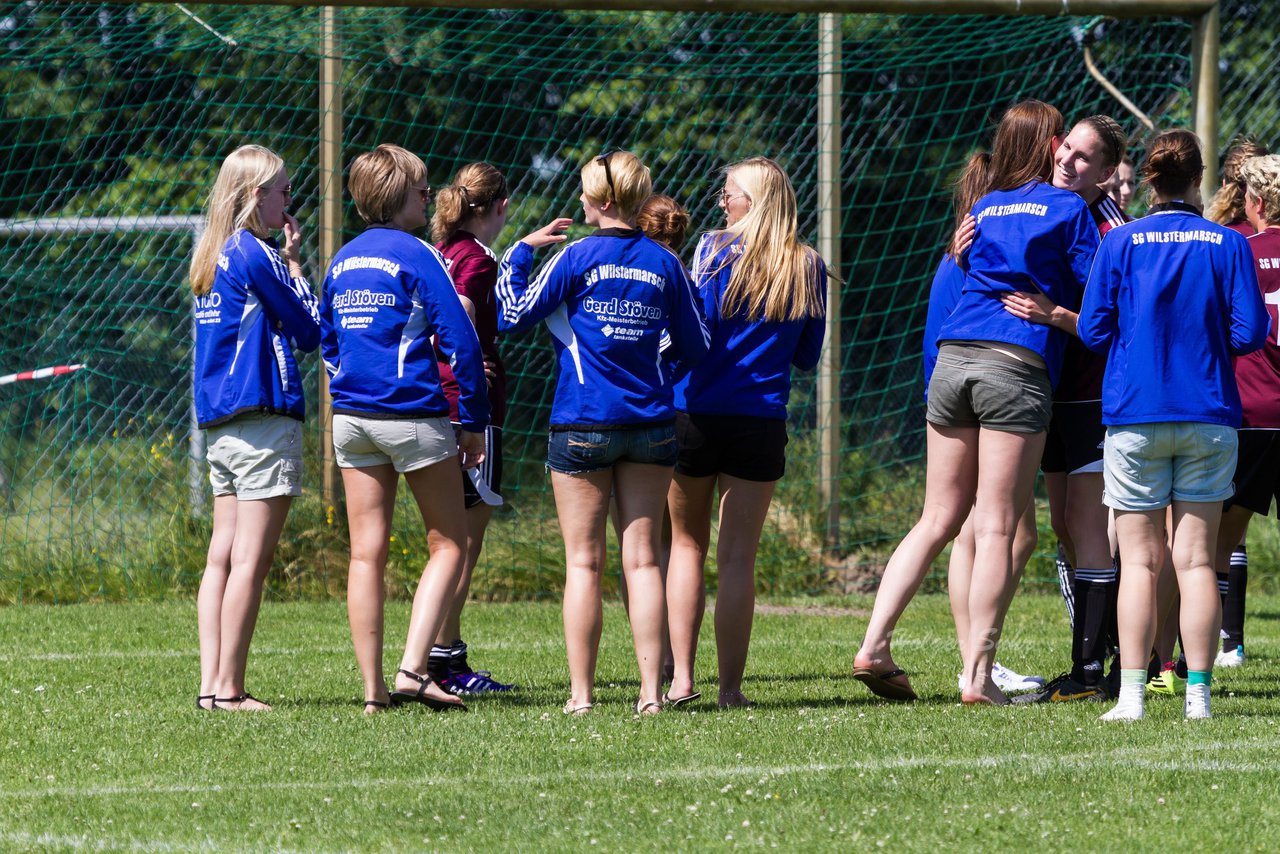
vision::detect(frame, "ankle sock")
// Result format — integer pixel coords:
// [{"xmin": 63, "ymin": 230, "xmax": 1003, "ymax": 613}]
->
[
  {"xmin": 1100, "ymin": 670, "xmax": 1146, "ymax": 721},
  {"xmin": 427, "ymin": 644, "xmax": 452, "ymax": 682},
  {"xmin": 1187, "ymin": 669, "xmax": 1211, "ymax": 687},
  {"xmin": 1185, "ymin": 680, "xmax": 1212, "ymax": 719}
]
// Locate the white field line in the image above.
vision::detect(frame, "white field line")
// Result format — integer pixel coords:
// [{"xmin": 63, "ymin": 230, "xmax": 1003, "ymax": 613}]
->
[
  {"xmin": 3, "ymin": 737, "xmax": 1278, "ymax": 802},
  {"xmin": 0, "ymin": 830, "xmax": 315, "ymax": 854}
]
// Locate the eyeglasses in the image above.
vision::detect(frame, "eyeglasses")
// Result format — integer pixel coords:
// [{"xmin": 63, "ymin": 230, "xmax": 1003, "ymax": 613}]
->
[
  {"xmin": 597, "ymin": 151, "xmax": 619, "ymax": 203},
  {"xmin": 719, "ymin": 190, "xmax": 749, "ymax": 206},
  {"xmin": 263, "ymin": 183, "xmax": 292, "ymax": 197},
  {"xmin": 413, "ymin": 185, "xmax": 433, "ymax": 203}
]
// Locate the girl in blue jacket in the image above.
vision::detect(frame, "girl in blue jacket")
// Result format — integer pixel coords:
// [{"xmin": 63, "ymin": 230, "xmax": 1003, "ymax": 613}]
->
[
  {"xmin": 854, "ymin": 100, "xmax": 1097, "ymax": 706},
  {"xmin": 498, "ymin": 150, "xmax": 710, "ymax": 716},
  {"xmin": 1077, "ymin": 130, "xmax": 1268, "ymax": 721},
  {"xmin": 664, "ymin": 156, "xmax": 826, "ymax": 709},
  {"xmin": 320, "ymin": 144, "xmax": 490, "ymax": 713},
  {"xmin": 190, "ymin": 144, "xmax": 321, "ymax": 711}
]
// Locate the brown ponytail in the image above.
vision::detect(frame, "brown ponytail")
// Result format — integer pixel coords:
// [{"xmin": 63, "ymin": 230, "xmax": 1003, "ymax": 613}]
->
[
  {"xmin": 636, "ymin": 194, "xmax": 690, "ymax": 251},
  {"xmin": 431, "ymin": 162, "xmax": 509, "ymax": 244}
]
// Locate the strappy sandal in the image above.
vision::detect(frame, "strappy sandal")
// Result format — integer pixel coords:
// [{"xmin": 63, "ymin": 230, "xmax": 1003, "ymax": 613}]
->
[
  {"xmin": 196, "ymin": 694, "xmax": 216, "ymax": 711},
  {"xmin": 362, "ymin": 700, "xmax": 390, "ymax": 714},
  {"xmin": 212, "ymin": 693, "xmax": 270, "ymax": 711},
  {"xmin": 563, "ymin": 702, "xmax": 593, "ymax": 716},
  {"xmin": 389, "ymin": 669, "xmax": 466, "ymax": 711},
  {"xmin": 635, "ymin": 699, "xmax": 663, "ymax": 716}
]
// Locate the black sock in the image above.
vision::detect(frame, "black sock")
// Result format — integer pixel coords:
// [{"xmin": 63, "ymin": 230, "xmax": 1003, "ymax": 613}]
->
[
  {"xmin": 427, "ymin": 644, "xmax": 452, "ymax": 682},
  {"xmin": 450, "ymin": 640, "xmax": 471, "ymax": 676},
  {"xmin": 1071, "ymin": 567, "xmax": 1116, "ymax": 684},
  {"xmin": 1056, "ymin": 543, "xmax": 1076, "ymax": 629},
  {"xmin": 1224, "ymin": 546, "xmax": 1248, "ymax": 652}
]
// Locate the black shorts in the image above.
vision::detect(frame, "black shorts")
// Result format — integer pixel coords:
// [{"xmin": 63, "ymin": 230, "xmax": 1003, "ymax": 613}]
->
[
  {"xmin": 1226, "ymin": 429, "xmax": 1280, "ymax": 516},
  {"xmin": 674, "ymin": 412, "xmax": 788, "ymax": 482},
  {"xmin": 1041, "ymin": 400, "xmax": 1105, "ymax": 475},
  {"xmin": 456, "ymin": 424, "xmax": 503, "ymax": 509}
]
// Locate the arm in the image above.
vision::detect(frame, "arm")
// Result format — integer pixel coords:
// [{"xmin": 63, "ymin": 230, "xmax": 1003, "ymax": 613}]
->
[
  {"xmin": 950, "ymin": 214, "xmax": 976, "ymax": 266},
  {"xmin": 1229, "ymin": 236, "xmax": 1269, "ymax": 355},
  {"xmin": 1075, "ymin": 238, "xmax": 1116, "ymax": 354},
  {"xmin": 664, "ymin": 257, "xmax": 711, "ymax": 367},
  {"xmin": 319, "ymin": 268, "xmax": 340, "ymax": 380},
  {"xmin": 421, "ymin": 253, "xmax": 490, "ymax": 433},
  {"xmin": 495, "ymin": 218, "xmax": 575, "ymax": 334},
  {"xmin": 791, "ymin": 256, "xmax": 827, "ymax": 371},
  {"xmin": 1000, "ymin": 291, "xmax": 1079, "ymax": 336},
  {"xmin": 246, "ymin": 216, "xmax": 321, "ymax": 351}
]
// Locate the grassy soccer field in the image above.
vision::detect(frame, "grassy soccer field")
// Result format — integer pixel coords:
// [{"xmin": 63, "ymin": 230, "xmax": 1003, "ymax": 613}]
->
[{"xmin": 2, "ymin": 593, "xmax": 1279, "ymax": 852}]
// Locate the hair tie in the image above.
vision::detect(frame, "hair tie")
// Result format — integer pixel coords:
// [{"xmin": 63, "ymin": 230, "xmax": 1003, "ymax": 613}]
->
[{"xmin": 458, "ymin": 185, "xmax": 480, "ymax": 208}]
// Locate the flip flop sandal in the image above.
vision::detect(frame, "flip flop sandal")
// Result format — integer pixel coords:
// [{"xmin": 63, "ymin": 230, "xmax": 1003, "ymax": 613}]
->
[
  {"xmin": 390, "ymin": 669, "xmax": 466, "ymax": 712},
  {"xmin": 662, "ymin": 691, "xmax": 702, "ymax": 708},
  {"xmin": 852, "ymin": 666, "xmax": 918, "ymax": 701}
]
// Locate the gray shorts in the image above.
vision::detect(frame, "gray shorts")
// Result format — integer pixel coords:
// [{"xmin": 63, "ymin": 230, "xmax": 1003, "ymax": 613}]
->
[
  {"xmin": 206, "ymin": 414, "xmax": 303, "ymax": 500},
  {"xmin": 926, "ymin": 343, "xmax": 1052, "ymax": 434},
  {"xmin": 332, "ymin": 413, "xmax": 456, "ymax": 472}
]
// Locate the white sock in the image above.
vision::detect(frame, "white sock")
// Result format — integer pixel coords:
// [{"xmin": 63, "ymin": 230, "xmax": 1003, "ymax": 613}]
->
[
  {"xmin": 1100, "ymin": 681, "xmax": 1145, "ymax": 722},
  {"xmin": 1185, "ymin": 682, "xmax": 1212, "ymax": 719}
]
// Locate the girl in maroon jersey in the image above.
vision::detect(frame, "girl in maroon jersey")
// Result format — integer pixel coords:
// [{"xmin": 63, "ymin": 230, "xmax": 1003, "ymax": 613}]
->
[
  {"xmin": 426, "ymin": 162, "xmax": 517, "ymax": 694},
  {"xmin": 1207, "ymin": 137, "xmax": 1270, "ymax": 236}
]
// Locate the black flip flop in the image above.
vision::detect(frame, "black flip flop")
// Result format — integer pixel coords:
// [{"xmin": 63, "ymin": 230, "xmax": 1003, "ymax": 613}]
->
[
  {"xmin": 662, "ymin": 691, "xmax": 702, "ymax": 708},
  {"xmin": 852, "ymin": 666, "xmax": 918, "ymax": 701}
]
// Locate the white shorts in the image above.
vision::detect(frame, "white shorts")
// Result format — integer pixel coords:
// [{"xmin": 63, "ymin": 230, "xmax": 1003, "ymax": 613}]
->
[
  {"xmin": 206, "ymin": 414, "xmax": 303, "ymax": 500},
  {"xmin": 333, "ymin": 413, "xmax": 456, "ymax": 472}
]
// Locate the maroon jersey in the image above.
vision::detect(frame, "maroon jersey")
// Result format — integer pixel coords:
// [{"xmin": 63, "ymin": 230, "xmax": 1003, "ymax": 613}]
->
[
  {"xmin": 1055, "ymin": 193, "xmax": 1130, "ymax": 402},
  {"xmin": 1226, "ymin": 219, "xmax": 1255, "ymax": 238},
  {"xmin": 1235, "ymin": 227, "xmax": 1280, "ymax": 428},
  {"xmin": 435, "ymin": 231, "xmax": 506, "ymax": 427}
]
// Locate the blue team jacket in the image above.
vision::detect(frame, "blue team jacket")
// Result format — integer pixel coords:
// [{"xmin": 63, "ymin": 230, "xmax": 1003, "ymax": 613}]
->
[
  {"xmin": 1077, "ymin": 204, "xmax": 1269, "ymax": 427},
  {"xmin": 193, "ymin": 230, "xmax": 321, "ymax": 428},
  {"xmin": 320, "ymin": 227, "xmax": 490, "ymax": 433},
  {"xmin": 671, "ymin": 233, "xmax": 826, "ymax": 420},
  {"xmin": 496, "ymin": 228, "xmax": 710, "ymax": 429},
  {"xmin": 938, "ymin": 181, "xmax": 1099, "ymax": 388}
]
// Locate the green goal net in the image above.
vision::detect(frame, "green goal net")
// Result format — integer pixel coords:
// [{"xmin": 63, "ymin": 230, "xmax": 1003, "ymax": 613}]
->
[{"xmin": 0, "ymin": 3, "xmax": 1196, "ymax": 603}]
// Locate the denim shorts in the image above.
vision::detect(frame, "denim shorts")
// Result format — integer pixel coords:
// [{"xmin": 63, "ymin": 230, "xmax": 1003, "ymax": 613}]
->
[
  {"xmin": 332, "ymin": 413, "xmax": 456, "ymax": 473},
  {"xmin": 206, "ymin": 413, "xmax": 302, "ymax": 500},
  {"xmin": 1103, "ymin": 422, "xmax": 1237, "ymax": 511},
  {"xmin": 546, "ymin": 423, "xmax": 678, "ymax": 474},
  {"xmin": 926, "ymin": 343, "xmax": 1053, "ymax": 434}
]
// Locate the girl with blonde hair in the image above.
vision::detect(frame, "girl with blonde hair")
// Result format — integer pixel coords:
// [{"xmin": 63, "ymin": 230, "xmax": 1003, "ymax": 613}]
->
[
  {"xmin": 191, "ymin": 144, "xmax": 321, "ymax": 711},
  {"xmin": 1206, "ymin": 136, "xmax": 1270, "ymax": 233},
  {"xmin": 664, "ymin": 156, "xmax": 826, "ymax": 708},
  {"xmin": 320, "ymin": 144, "xmax": 489, "ymax": 713},
  {"xmin": 497, "ymin": 150, "xmax": 710, "ymax": 715}
]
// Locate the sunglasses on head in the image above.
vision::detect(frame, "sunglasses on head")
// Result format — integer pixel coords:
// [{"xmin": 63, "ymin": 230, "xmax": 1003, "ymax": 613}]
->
[{"xmin": 597, "ymin": 150, "xmax": 620, "ymax": 203}]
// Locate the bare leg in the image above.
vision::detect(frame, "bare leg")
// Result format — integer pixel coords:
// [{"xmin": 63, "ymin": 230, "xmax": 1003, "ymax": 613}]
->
[
  {"xmin": 213, "ymin": 495, "xmax": 293, "ymax": 710},
  {"xmin": 197, "ymin": 494, "xmax": 238, "ymax": 709},
  {"xmin": 854, "ymin": 424, "xmax": 978, "ymax": 675},
  {"xmin": 666, "ymin": 472, "xmax": 715, "ymax": 702},
  {"xmin": 948, "ymin": 511, "xmax": 976, "ymax": 660},
  {"xmin": 713, "ymin": 474, "xmax": 776, "ymax": 707},
  {"xmin": 551, "ymin": 469, "xmax": 612, "ymax": 711},
  {"xmin": 613, "ymin": 462, "xmax": 673, "ymax": 712},
  {"xmin": 342, "ymin": 464, "xmax": 397, "ymax": 711},
  {"xmin": 436, "ymin": 504, "xmax": 495, "ymax": 644},
  {"xmin": 1171, "ymin": 501, "xmax": 1223, "ymax": 673},
  {"xmin": 392, "ymin": 458, "xmax": 469, "ymax": 708},
  {"xmin": 1044, "ymin": 470, "xmax": 1074, "ymax": 567},
  {"xmin": 1113, "ymin": 509, "xmax": 1166, "ymax": 671},
  {"xmin": 960, "ymin": 427, "xmax": 1045, "ymax": 705}
]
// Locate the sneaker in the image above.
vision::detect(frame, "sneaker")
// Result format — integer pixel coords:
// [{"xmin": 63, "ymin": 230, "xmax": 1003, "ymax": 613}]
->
[
  {"xmin": 443, "ymin": 670, "xmax": 517, "ymax": 695},
  {"xmin": 1185, "ymin": 682, "xmax": 1211, "ymax": 719},
  {"xmin": 1100, "ymin": 686, "xmax": 1146, "ymax": 722},
  {"xmin": 1010, "ymin": 672, "xmax": 1109, "ymax": 704},
  {"xmin": 1147, "ymin": 667, "xmax": 1184, "ymax": 696},
  {"xmin": 958, "ymin": 662, "xmax": 1045, "ymax": 693},
  {"xmin": 1215, "ymin": 646, "xmax": 1245, "ymax": 668}
]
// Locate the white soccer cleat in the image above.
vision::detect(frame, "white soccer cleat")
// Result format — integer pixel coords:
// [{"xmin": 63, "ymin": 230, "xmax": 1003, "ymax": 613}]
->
[
  {"xmin": 1184, "ymin": 683, "xmax": 1212, "ymax": 720},
  {"xmin": 957, "ymin": 662, "xmax": 1045, "ymax": 693},
  {"xmin": 1215, "ymin": 646, "xmax": 1244, "ymax": 668}
]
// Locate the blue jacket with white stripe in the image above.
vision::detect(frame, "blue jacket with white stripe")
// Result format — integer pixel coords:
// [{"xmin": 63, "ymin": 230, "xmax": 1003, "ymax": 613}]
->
[
  {"xmin": 496, "ymin": 228, "xmax": 710, "ymax": 429},
  {"xmin": 193, "ymin": 229, "xmax": 321, "ymax": 428},
  {"xmin": 319, "ymin": 227, "xmax": 490, "ymax": 432},
  {"xmin": 671, "ymin": 233, "xmax": 826, "ymax": 420}
]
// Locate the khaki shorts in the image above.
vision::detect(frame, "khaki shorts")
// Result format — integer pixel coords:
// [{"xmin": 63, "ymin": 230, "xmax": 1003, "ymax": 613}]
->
[
  {"xmin": 333, "ymin": 413, "xmax": 456, "ymax": 472},
  {"xmin": 206, "ymin": 414, "xmax": 303, "ymax": 500}
]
